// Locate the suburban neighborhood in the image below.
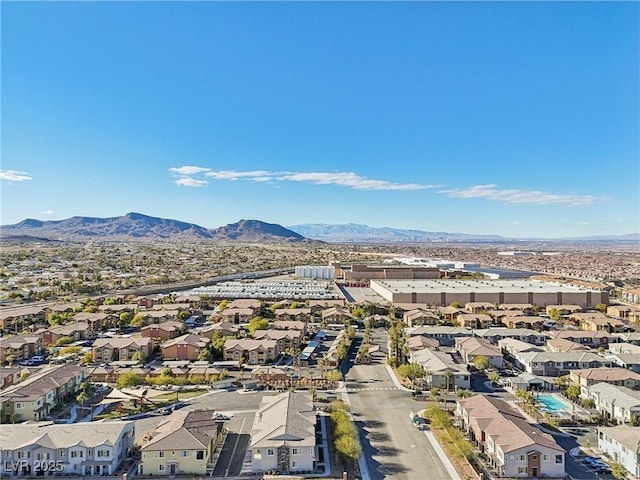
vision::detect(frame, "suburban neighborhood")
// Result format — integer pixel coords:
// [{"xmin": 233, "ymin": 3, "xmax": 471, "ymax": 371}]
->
[{"xmin": 0, "ymin": 244, "xmax": 639, "ymax": 480}]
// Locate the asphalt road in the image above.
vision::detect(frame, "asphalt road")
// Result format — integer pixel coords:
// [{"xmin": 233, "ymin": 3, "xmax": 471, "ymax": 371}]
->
[{"xmin": 342, "ymin": 329, "xmax": 455, "ymax": 480}]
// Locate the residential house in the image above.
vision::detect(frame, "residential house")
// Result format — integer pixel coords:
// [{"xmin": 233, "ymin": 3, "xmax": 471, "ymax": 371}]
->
[
  {"xmin": 545, "ymin": 305, "xmax": 583, "ymax": 316},
  {"xmin": 569, "ymin": 312, "xmax": 625, "ymax": 333},
  {"xmin": 219, "ymin": 308, "xmax": 256, "ymax": 324},
  {"xmin": 597, "ymin": 426, "xmax": 640, "ymax": 479},
  {"xmin": 569, "ymin": 368, "xmax": 640, "ymax": 397},
  {"xmin": 608, "ymin": 353, "xmax": 640, "ymax": 374},
  {"xmin": 161, "ymin": 334, "xmax": 210, "ymax": 361},
  {"xmin": 456, "ymin": 394, "xmax": 566, "ymax": 479},
  {"xmin": 585, "ymin": 383, "xmax": 640, "ymax": 425},
  {"xmin": 253, "ymin": 329, "xmax": 302, "ymax": 351},
  {"xmin": 38, "ymin": 322, "xmax": 91, "ymax": 346},
  {"xmin": 608, "ymin": 305, "xmax": 640, "ymax": 320},
  {"xmin": 404, "ymin": 326, "xmax": 473, "ymax": 347},
  {"xmin": 0, "ymin": 364, "xmax": 89, "ymax": 422},
  {"xmin": 547, "ymin": 330, "xmax": 619, "ymax": 348},
  {"xmin": 403, "ymin": 309, "xmax": 440, "ymax": 327},
  {"xmin": 501, "ymin": 316, "xmax": 544, "ymax": 331},
  {"xmin": 457, "ymin": 313, "xmax": 493, "ymax": 330},
  {"xmin": 455, "ymin": 337, "xmax": 504, "ymax": 368},
  {"xmin": 409, "ymin": 347, "xmax": 470, "ymax": 390},
  {"xmin": 321, "ymin": 307, "xmax": 353, "ymax": 324},
  {"xmin": 464, "ymin": 302, "xmax": 494, "ymax": 313},
  {"xmin": 44, "ymin": 302, "xmax": 82, "ymax": 321},
  {"xmin": 71, "ymin": 312, "xmax": 114, "ymax": 334},
  {"xmin": 308, "ymin": 299, "xmax": 345, "ymax": 315},
  {"xmin": 138, "ymin": 409, "xmax": 225, "ymax": 476},
  {"xmin": 272, "ymin": 320, "xmax": 307, "ymax": 336},
  {"xmin": 141, "ymin": 320, "xmax": 184, "ymax": 340},
  {"xmin": 406, "ymin": 336, "xmax": 440, "ymax": 351},
  {"xmin": 200, "ymin": 322, "xmax": 242, "ymax": 338},
  {"xmin": 92, "ymin": 337, "xmax": 153, "ymax": 363},
  {"xmin": 436, "ymin": 306, "xmax": 466, "ymax": 323},
  {"xmin": 249, "ymin": 391, "xmax": 316, "ymax": 474},
  {"xmin": 546, "ymin": 338, "xmax": 591, "ymax": 353},
  {"xmin": 510, "ymin": 350, "xmax": 610, "ymax": 376},
  {"xmin": 608, "ymin": 343, "xmax": 640, "ymax": 355},
  {"xmin": 274, "ymin": 308, "xmax": 311, "ymax": 322},
  {"xmin": 499, "ymin": 304, "xmax": 535, "ymax": 314},
  {"xmin": 0, "ymin": 335, "xmax": 43, "ymax": 363},
  {"xmin": 0, "ymin": 305, "xmax": 46, "ymax": 334},
  {"xmin": 0, "ymin": 421, "xmax": 134, "ymax": 477},
  {"xmin": 0, "ymin": 367, "xmax": 23, "ymax": 389},
  {"xmin": 473, "ymin": 328, "xmax": 547, "ymax": 346},
  {"xmin": 616, "ymin": 332, "xmax": 640, "ymax": 346},
  {"xmin": 224, "ymin": 339, "xmax": 278, "ymax": 365}
]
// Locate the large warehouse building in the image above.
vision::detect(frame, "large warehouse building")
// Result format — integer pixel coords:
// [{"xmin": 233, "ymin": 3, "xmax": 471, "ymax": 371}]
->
[{"xmin": 369, "ymin": 279, "xmax": 608, "ymax": 308}]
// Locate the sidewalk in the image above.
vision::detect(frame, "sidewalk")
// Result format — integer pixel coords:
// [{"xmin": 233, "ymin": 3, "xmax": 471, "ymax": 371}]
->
[{"xmin": 384, "ymin": 364, "xmax": 413, "ymax": 392}]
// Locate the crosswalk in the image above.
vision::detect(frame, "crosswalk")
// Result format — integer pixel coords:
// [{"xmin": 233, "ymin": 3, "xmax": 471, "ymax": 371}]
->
[{"xmin": 344, "ymin": 386, "xmax": 399, "ymax": 392}]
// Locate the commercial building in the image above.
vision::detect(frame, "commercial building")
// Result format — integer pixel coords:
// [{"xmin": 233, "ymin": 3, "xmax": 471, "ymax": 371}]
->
[{"xmin": 370, "ymin": 279, "xmax": 608, "ymax": 308}]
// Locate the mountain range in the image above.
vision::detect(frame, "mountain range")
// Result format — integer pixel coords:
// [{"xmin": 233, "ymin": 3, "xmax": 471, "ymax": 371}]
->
[
  {"xmin": 1, "ymin": 213, "xmax": 637, "ymax": 244},
  {"xmin": 0, "ymin": 213, "xmax": 306, "ymax": 243}
]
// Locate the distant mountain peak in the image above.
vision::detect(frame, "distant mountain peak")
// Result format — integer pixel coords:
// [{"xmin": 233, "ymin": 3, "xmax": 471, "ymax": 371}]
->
[{"xmin": 211, "ymin": 219, "xmax": 307, "ymax": 242}]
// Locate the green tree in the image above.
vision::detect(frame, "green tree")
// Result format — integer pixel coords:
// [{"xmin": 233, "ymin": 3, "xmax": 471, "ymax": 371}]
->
[
  {"xmin": 325, "ymin": 370, "xmax": 342, "ymax": 382},
  {"xmin": 548, "ymin": 308, "xmax": 562, "ymax": 323},
  {"xmin": 246, "ymin": 317, "xmax": 269, "ymax": 337},
  {"xmin": 56, "ymin": 336, "xmax": 74, "ymax": 346},
  {"xmin": 566, "ymin": 383, "xmax": 580, "ymax": 402},
  {"xmin": 397, "ymin": 362, "xmax": 426, "ymax": 388},
  {"xmin": 472, "ymin": 355, "xmax": 491, "ymax": 371},
  {"xmin": 58, "ymin": 346, "xmax": 82, "ymax": 357},
  {"xmin": 4, "ymin": 348, "xmax": 15, "ymax": 367},
  {"xmin": 131, "ymin": 350, "xmax": 145, "ymax": 363},
  {"xmin": 595, "ymin": 303, "xmax": 608, "ymax": 313},
  {"xmin": 81, "ymin": 351, "xmax": 95, "ymax": 364},
  {"xmin": 488, "ymin": 371, "xmax": 500, "ymax": 385},
  {"xmin": 117, "ymin": 372, "xmax": 144, "ymax": 389},
  {"xmin": 76, "ymin": 391, "xmax": 88, "ymax": 410},
  {"xmin": 610, "ymin": 461, "xmax": 627, "ymax": 480},
  {"xmin": 335, "ymin": 434, "xmax": 361, "ymax": 460}
]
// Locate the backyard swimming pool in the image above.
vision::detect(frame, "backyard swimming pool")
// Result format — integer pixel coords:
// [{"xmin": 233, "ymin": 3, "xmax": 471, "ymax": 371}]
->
[{"xmin": 537, "ymin": 394, "xmax": 571, "ymax": 412}]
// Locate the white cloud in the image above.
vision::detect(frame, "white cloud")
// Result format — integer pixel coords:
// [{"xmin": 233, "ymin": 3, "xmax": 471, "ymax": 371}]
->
[
  {"xmin": 205, "ymin": 170, "xmax": 273, "ymax": 180},
  {"xmin": 169, "ymin": 165, "xmax": 211, "ymax": 175},
  {"xmin": 41, "ymin": 210, "xmax": 54, "ymax": 215},
  {"xmin": 0, "ymin": 170, "xmax": 32, "ymax": 182},
  {"xmin": 205, "ymin": 169, "xmax": 436, "ymax": 191},
  {"xmin": 439, "ymin": 184, "xmax": 598, "ymax": 206},
  {"xmin": 175, "ymin": 177, "xmax": 208, "ymax": 187}
]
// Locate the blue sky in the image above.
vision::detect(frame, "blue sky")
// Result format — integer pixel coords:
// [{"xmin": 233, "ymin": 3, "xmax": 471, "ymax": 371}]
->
[{"xmin": 1, "ymin": 1, "xmax": 638, "ymax": 238}]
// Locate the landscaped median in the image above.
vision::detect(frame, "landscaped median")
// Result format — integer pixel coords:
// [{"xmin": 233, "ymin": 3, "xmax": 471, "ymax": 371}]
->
[{"xmin": 421, "ymin": 406, "xmax": 481, "ymax": 480}]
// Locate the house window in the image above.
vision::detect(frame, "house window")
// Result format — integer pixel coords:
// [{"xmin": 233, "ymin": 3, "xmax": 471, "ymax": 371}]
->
[
  {"xmin": 155, "ymin": 451, "xmax": 165, "ymax": 458},
  {"xmin": 267, "ymin": 449, "xmax": 275, "ymax": 456},
  {"xmin": 97, "ymin": 450, "xmax": 109, "ymax": 458},
  {"xmin": 182, "ymin": 451, "xmax": 189, "ymax": 457},
  {"xmin": 292, "ymin": 448, "xmax": 300, "ymax": 455},
  {"xmin": 254, "ymin": 450, "xmax": 262, "ymax": 460},
  {"xmin": 518, "ymin": 467, "xmax": 527, "ymax": 474},
  {"xmin": 292, "ymin": 460, "xmax": 298, "ymax": 468},
  {"xmin": 518, "ymin": 454, "xmax": 525, "ymax": 462},
  {"xmin": 196, "ymin": 451, "xmax": 204, "ymax": 460},
  {"xmin": 15, "ymin": 403, "xmax": 23, "ymax": 409},
  {"xmin": 543, "ymin": 454, "xmax": 549, "ymax": 461},
  {"xmin": 159, "ymin": 464, "xmax": 165, "ymax": 472},
  {"xmin": 555, "ymin": 455, "xmax": 563, "ymax": 464},
  {"xmin": 71, "ymin": 451, "xmax": 83, "ymax": 458}
]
